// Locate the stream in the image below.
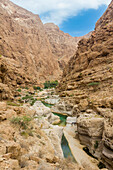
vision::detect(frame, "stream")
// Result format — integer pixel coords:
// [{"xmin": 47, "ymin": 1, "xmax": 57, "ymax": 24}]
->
[
  {"xmin": 38, "ymin": 90, "xmax": 104, "ymax": 169},
  {"xmin": 42, "ymin": 100, "xmax": 75, "ymax": 161}
]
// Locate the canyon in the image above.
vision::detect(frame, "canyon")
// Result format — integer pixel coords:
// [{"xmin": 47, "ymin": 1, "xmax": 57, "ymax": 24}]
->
[
  {"xmin": 57, "ymin": 0, "xmax": 113, "ymax": 169},
  {"xmin": 0, "ymin": 0, "xmax": 113, "ymax": 169}
]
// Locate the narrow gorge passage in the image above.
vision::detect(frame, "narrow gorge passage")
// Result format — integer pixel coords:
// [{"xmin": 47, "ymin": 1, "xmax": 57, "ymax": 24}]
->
[{"xmin": 36, "ymin": 88, "xmax": 100, "ymax": 169}]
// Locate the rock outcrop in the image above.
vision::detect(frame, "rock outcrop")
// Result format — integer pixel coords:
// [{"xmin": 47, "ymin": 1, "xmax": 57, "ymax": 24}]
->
[
  {"xmin": 77, "ymin": 114, "xmax": 104, "ymax": 158},
  {"xmin": 57, "ymin": 0, "xmax": 113, "ymax": 169}
]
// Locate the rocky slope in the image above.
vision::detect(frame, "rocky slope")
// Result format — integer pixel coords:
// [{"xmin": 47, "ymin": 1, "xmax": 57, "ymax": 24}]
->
[
  {"xmin": 44, "ymin": 23, "xmax": 91, "ymax": 70},
  {"xmin": 0, "ymin": 0, "xmax": 61, "ymax": 85},
  {"xmin": 57, "ymin": 0, "xmax": 113, "ymax": 169},
  {"xmin": 0, "ymin": 89, "xmax": 82, "ymax": 170}
]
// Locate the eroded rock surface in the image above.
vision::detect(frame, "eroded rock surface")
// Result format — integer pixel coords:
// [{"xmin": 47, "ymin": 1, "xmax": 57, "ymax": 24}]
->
[
  {"xmin": 0, "ymin": 101, "xmax": 82, "ymax": 170},
  {"xmin": 57, "ymin": 0, "xmax": 113, "ymax": 168}
]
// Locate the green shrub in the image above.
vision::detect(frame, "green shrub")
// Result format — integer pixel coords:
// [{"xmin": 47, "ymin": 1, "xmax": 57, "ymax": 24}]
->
[
  {"xmin": 30, "ymin": 99, "xmax": 37, "ymax": 106},
  {"xmin": 33, "ymin": 86, "xmax": 42, "ymax": 91},
  {"xmin": 17, "ymin": 89, "xmax": 21, "ymax": 92},
  {"xmin": 25, "ymin": 87, "xmax": 29, "ymax": 90},
  {"xmin": 11, "ymin": 116, "xmax": 32, "ymax": 129},
  {"xmin": 88, "ymin": 82, "xmax": 100, "ymax": 86},
  {"xmin": 22, "ymin": 95, "xmax": 33, "ymax": 100},
  {"xmin": 21, "ymin": 95, "xmax": 37, "ymax": 106},
  {"xmin": 44, "ymin": 80, "xmax": 58, "ymax": 89},
  {"xmin": 7, "ymin": 101, "xmax": 21, "ymax": 106}
]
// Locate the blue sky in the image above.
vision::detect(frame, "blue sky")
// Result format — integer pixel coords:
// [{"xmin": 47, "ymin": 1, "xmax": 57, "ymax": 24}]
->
[
  {"xmin": 11, "ymin": 0, "xmax": 111, "ymax": 37},
  {"xmin": 60, "ymin": 5, "xmax": 108, "ymax": 36}
]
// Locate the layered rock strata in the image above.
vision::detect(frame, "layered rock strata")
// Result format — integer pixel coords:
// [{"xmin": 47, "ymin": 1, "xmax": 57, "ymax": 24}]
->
[{"xmin": 57, "ymin": 0, "xmax": 113, "ymax": 168}]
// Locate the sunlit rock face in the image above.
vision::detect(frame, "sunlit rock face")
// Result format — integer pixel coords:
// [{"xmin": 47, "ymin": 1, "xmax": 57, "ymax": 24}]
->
[
  {"xmin": 58, "ymin": 0, "xmax": 113, "ymax": 106},
  {"xmin": 0, "ymin": 0, "xmax": 61, "ymax": 86}
]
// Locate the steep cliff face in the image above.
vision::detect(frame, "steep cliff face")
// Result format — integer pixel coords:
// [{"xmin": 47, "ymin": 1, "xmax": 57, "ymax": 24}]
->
[
  {"xmin": 58, "ymin": 1, "xmax": 113, "ymax": 169},
  {"xmin": 44, "ymin": 23, "xmax": 91, "ymax": 70},
  {"xmin": 0, "ymin": 0, "xmax": 61, "ymax": 84},
  {"xmin": 58, "ymin": 0, "xmax": 113, "ymax": 106}
]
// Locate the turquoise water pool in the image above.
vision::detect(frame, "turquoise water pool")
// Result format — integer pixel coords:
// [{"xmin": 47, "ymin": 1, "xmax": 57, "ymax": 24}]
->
[
  {"xmin": 53, "ymin": 112, "xmax": 67, "ymax": 126},
  {"xmin": 61, "ymin": 134, "xmax": 75, "ymax": 161}
]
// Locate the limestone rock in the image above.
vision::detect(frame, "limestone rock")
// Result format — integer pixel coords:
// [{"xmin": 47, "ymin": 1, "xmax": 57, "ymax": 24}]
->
[
  {"xmin": 30, "ymin": 101, "xmax": 51, "ymax": 117},
  {"xmin": 77, "ymin": 114, "xmax": 104, "ymax": 158},
  {"xmin": 102, "ymin": 123, "xmax": 113, "ymax": 169},
  {"xmin": 66, "ymin": 117, "xmax": 77, "ymax": 126},
  {"xmin": 0, "ymin": 158, "xmax": 20, "ymax": 170},
  {"xmin": 6, "ymin": 142, "xmax": 21, "ymax": 159}
]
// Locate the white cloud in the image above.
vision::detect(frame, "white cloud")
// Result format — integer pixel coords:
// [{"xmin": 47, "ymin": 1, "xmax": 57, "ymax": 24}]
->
[{"xmin": 11, "ymin": 0, "xmax": 111, "ymax": 25}]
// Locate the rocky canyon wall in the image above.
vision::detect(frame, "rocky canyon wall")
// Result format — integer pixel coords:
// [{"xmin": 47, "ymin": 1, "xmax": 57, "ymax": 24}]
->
[
  {"xmin": 0, "ymin": 0, "xmax": 61, "ymax": 86},
  {"xmin": 57, "ymin": 0, "xmax": 113, "ymax": 169},
  {"xmin": 0, "ymin": 0, "xmax": 88, "ymax": 99},
  {"xmin": 44, "ymin": 23, "xmax": 91, "ymax": 70}
]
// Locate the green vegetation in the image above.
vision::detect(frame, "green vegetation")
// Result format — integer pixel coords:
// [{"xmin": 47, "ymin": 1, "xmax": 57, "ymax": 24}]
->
[
  {"xmin": 20, "ymin": 129, "xmax": 34, "ymax": 137},
  {"xmin": 0, "ymin": 54, "xmax": 2, "ymax": 57},
  {"xmin": 88, "ymin": 82, "xmax": 100, "ymax": 86},
  {"xmin": 30, "ymin": 98, "xmax": 37, "ymax": 106},
  {"xmin": 69, "ymin": 94, "xmax": 74, "ymax": 97},
  {"xmin": 11, "ymin": 116, "xmax": 32, "ymax": 129},
  {"xmin": 43, "ymin": 80, "xmax": 58, "ymax": 89},
  {"xmin": 78, "ymin": 72, "xmax": 82, "ymax": 78},
  {"xmin": 25, "ymin": 87, "xmax": 29, "ymax": 90},
  {"xmin": 17, "ymin": 89, "xmax": 21, "ymax": 92},
  {"xmin": 11, "ymin": 116, "xmax": 34, "ymax": 138},
  {"xmin": 94, "ymin": 141, "xmax": 99, "ymax": 149},
  {"xmin": 21, "ymin": 95, "xmax": 37, "ymax": 106},
  {"xmin": 33, "ymin": 86, "xmax": 42, "ymax": 91},
  {"xmin": 7, "ymin": 101, "xmax": 21, "ymax": 106},
  {"xmin": 22, "ymin": 95, "xmax": 33, "ymax": 100}
]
